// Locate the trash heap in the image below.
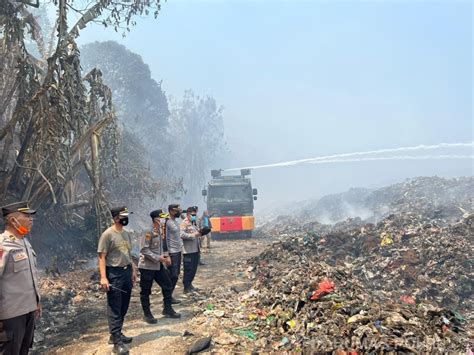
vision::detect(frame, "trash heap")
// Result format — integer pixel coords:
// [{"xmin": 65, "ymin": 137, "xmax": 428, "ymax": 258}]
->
[
  {"xmin": 300, "ymin": 176, "xmax": 473, "ymax": 224},
  {"xmin": 195, "ymin": 213, "xmax": 473, "ymax": 353}
]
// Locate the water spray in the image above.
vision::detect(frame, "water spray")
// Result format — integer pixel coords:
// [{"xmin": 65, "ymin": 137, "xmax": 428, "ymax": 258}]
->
[{"xmin": 225, "ymin": 142, "xmax": 474, "ymax": 171}]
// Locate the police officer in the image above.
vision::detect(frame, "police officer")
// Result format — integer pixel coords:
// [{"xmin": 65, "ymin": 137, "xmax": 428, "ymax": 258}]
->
[
  {"xmin": 180, "ymin": 207, "xmax": 201, "ymax": 294},
  {"xmin": 97, "ymin": 206, "xmax": 137, "ymax": 355},
  {"xmin": 0, "ymin": 201, "xmax": 40, "ymax": 355},
  {"xmin": 139, "ymin": 210, "xmax": 180, "ymax": 324},
  {"xmin": 165, "ymin": 204, "xmax": 183, "ymax": 297}
]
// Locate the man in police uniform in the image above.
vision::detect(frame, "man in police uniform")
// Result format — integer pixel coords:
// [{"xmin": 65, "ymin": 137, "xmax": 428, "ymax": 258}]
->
[
  {"xmin": 139, "ymin": 209, "xmax": 180, "ymax": 324},
  {"xmin": 180, "ymin": 207, "xmax": 201, "ymax": 294},
  {"xmin": 0, "ymin": 201, "xmax": 40, "ymax": 355},
  {"xmin": 98, "ymin": 206, "xmax": 137, "ymax": 355},
  {"xmin": 165, "ymin": 204, "xmax": 183, "ymax": 297}
]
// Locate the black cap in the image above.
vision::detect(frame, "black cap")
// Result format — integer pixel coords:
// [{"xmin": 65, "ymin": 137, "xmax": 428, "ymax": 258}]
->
[
  {"xmin": 186, "ymin": 206, "xmax": 197, "ymax": 213},
  {"xmin": 2, "ymin": 201, "xmax": 36, "ymax": 217},
  {"xmin": 110, "ymin": 206, "xmax": 132, "ymax": 218},
  {"xmin": 150, "ymin": 209, "xmax": 164, "ymax": 219},
  {"xmin": 168, "ymin": 204, "xmax": 181, "ymax": 212}
]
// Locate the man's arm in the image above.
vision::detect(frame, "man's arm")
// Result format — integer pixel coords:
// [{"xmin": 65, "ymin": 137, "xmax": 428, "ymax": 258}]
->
[
  {"xmin": 140, "ymin": 233, "xmax": 161, "ymax": 264},
  {"xmin": 180, "ymin": 222, "xmax": 199, "ymax": 240},
  {"xmin": 0, "ymin": 244, "xmax": 8, "ymax": 277},
  {"xmin": 98, "ymin": 252, "xmax": 109, "ymax": 291}
]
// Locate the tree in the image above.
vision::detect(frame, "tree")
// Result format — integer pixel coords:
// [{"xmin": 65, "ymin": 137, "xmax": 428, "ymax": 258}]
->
[
  {"xmin": 0, "ymin": 0, "xmax": 163, "ymax": 247},
  {"xmin": 80, "ymin": 41, "xmax": 172, "ymax": 178},
  {"xmin": 169, "ymin": 91, "xmax": 227, "ymax": 205}
]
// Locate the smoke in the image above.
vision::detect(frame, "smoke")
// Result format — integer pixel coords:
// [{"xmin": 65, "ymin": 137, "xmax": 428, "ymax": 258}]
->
[{"xmin": 225, "ymin": 142, "xmax": 474, "ymax": 171}]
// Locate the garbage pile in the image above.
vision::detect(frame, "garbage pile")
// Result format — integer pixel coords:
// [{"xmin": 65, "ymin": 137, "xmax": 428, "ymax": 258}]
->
[
  {"xmin": 300, "ymin": 176, "xmax": 474, "ymax": 224},
  {"xmin": 193, "ymin": 190, "xmax": 473, "ymax": 352}
]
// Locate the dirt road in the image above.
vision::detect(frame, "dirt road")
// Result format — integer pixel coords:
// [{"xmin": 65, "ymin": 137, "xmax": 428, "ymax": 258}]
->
[{"xmin": 45, "ymin": 236, "xmax": 269, "ymax": 354}]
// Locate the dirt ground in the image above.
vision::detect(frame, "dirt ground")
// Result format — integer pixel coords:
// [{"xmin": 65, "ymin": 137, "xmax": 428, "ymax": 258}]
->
[{"xmin": 44, "ymin": 235, "xmax": 270, "ymax": 354}]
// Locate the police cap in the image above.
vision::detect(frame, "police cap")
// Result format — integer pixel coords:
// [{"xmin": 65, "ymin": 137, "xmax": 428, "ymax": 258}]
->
[
  {"xmin": 2, "ymin": 201, "xmax": 36, "ymax": 217},
  {"xmin": 150, "ymin": 209, "xmax": 164, "ymax": 219},
  {"xmin": 110, "ymin": 206, "xmax": 132, "ymax": 218}
]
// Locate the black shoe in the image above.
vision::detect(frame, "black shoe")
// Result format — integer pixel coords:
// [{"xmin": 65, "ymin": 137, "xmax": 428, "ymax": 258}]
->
[
  {"xmin": 198, "ymin": 261, "xmax": 206, "ymax": 265},
  {"xmin": 121, "ymin": 334, "xmax": 133, "ymax": 344},
  {"xmin": 143, "ymin": 314, "xmax": 158, "ymax": 324},
  {"xmin": 171, "ymin": 297, "xmax": 182, "ymax": 304},
  {"xmin": 163, "ymin": 307, "xmax": 181, "ymax": 318},
  {"xmin": 190, "ymin": 285, "xmax": 200, "ymax": 292},
  {"xmin": 108, "ymin": 334, "xmax": 133, "ymax": 345},
  {"xmin": 183, "ymin": 287, "xmax": 194, "ymax": 294},
  {"xmin": 112, "ymin": 342, "xmax": 129, "ymax": 354}
]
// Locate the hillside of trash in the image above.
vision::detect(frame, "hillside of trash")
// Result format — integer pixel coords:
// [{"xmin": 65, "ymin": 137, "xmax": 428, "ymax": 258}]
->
[
  {"xmin": 32, "ymin": 176, "xmax": 473, "ymax": 353},
  {"xmin": 185, "ymin": 177, "xmax": 473, "ymax": 353}
]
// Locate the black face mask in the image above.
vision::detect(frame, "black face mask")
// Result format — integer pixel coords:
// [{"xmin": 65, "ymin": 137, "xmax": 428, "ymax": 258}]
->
[{"xmin": 119, "ymin": 217, "xmax": 129, "ymax": 226}]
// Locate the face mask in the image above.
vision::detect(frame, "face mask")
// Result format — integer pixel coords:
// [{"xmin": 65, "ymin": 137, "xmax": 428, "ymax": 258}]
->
[
  {"xmin": 173, "ymin": 211, "xmax": 181, "ymax": 218},
  {"xmin": 119, "ymin": 217, "xmax": 129, "ymax": 226},
  {"xmin": 12, "ymin": 218, "xmax": 30, "ymax": 236},
  {"xmin": 191, "ymin": 215, "xmax": 197, "ymax": 222}
]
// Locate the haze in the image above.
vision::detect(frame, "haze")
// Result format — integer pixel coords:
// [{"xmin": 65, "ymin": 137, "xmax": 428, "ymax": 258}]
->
[{"xmin": 78, "ymin": 0, "xmax": 473, "ymax": 211}]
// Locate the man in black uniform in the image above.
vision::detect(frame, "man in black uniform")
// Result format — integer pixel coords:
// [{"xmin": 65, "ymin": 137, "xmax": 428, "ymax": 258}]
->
[
  {"xmin": 139, "ymin": 210, "xmax": 180, "ymax": 324},
  {"xmin": 98, "ymin": 207, "xmax": 137, "ymax": 354}
]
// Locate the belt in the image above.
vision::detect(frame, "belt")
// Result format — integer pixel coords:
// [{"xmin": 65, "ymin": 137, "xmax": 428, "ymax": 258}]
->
[{"xmin": 107, "ymin": 264, "xmax": 132, "ymax": 270}]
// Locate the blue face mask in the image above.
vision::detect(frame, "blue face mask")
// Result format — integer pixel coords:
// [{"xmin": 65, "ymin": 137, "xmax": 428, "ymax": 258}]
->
[{"xmin": 191, "ymin": 215, "xmax": 197, "ymax": 222}]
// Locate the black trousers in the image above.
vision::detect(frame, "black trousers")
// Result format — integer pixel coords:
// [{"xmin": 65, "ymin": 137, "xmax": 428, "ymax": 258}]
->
[
  {"xmin": 169, "ymin": 253, "xmax": 181, "ymax": 292},
  {"xmin": 183, "ymin": 252, "xmax": 199, "ymax": 289},
  {"xmin": 106, "ymin": 266, "xmax": 132, "ymax": 337},
  {"xmin": 0, "ymin": 311, "xmax": 35, "ymax": 355},
  {"xmin": 139, "ymin": 268, "xmax": 173, "ymax": 307}
]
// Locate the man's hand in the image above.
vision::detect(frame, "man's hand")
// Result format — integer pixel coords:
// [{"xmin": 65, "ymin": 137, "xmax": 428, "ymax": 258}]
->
[
  {"xmin": 194, "ymin": 232, "xmax": 201, "ymax": 237},
  {"xmin": 100, "ymin": 277, "xmax": 110, "ymax": 291},
  {"xmin": 35, "ymin": 303, "xmax": 42, "ymax": 319},
  {"xmin": 160, "ymin": 255, "xmax": 172, "ymax": 266},
  {"xmin": 132, "ymin": 270, "xmax": 138, "ymax": 286}
]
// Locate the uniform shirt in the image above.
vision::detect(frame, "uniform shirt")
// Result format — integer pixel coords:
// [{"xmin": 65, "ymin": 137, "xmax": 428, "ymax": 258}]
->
[
  {"xmin": 166, "ymin": 219, "xmax": 183, "ymax": 254},
  {"xmin": 180, "ymin": 217, "xmax": 200, "ymax": 254},
  {"xmin": 0, "ymin": 232, "xmax": 40, "ymax": 320},
  {"xmin": 138, "ymin": 228, "xmax": 163, "ymax": 270},
  {"xmin": 97, "ymin": 226, "xmax": 133, "ymax": 267}
]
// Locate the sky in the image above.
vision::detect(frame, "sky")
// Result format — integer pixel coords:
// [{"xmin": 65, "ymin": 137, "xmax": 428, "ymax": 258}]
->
[{"xmin": 77, "ymin": 0, "xmax": 473, "ymax": 210}]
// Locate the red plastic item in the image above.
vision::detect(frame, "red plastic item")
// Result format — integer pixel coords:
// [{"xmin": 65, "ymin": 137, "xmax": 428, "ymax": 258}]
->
[
  {"xmin": 310, "ymin": 278, "xmax": 335, "ymax": 300},
  {"xmin": 400, "ymin": 295, "xmax": 416, "ymax": 305}
]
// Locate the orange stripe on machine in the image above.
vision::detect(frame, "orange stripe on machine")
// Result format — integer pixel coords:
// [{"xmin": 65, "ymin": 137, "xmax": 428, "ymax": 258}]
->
[{"xmin": 210, "ymin": 216, "xmax": 254, "ymax": 232}]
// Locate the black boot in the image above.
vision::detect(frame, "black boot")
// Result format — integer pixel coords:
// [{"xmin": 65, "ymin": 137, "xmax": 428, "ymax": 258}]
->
[
  {"xmin": 141, "ymin": 295, "xmax": 158, "ymax": 324},
  {"xmin": 162, "ymin": 305, "xmax": 181, "ymax": 318},
  {"xmin": 183, "ymin": 287, "xmax": 194, "ymax": 294},
  {"xmin": 189, "ymin": 285, "xmax": 200, "ymax": 292},
  {"xmin": 108, "ymin": 333, "xmax": 133, "ymax": 344},
  {"xmin": 120, "ymin": 333, "xmax": 133, "ymax": 344},
  {"xmin": 112, "ymin": 342, "xmax": 129, "ymax": 354},
  {"xmin": 171, "ymin": 297, "xmax": 182, "ymax": 304},
  {"xmin": 111, "ymin": 333, "xmax": 129, "ymax": 354}
]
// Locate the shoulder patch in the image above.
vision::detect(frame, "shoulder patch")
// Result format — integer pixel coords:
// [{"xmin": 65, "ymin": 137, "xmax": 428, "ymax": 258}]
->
[{"xmin": 145, "ymin": 233, "xmax": 152, "ymax": 241}]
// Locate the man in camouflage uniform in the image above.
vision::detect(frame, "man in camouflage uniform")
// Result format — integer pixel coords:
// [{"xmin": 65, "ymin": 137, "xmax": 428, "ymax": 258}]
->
[
  {"xmin": 0, "ymin": 201, "xmax": 40, "ymax": 355},
  {"xmin": 139, "ymin": 210, "xmax": 180, "ymax": 324}
]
